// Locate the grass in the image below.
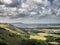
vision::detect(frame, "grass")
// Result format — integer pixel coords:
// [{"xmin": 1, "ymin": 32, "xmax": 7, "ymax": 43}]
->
[
  {"xmin": 29, "ymin": 29, "xmax": 60, "ymax": 45},
  {"xmin": 0, "ymin": 23, "xmax": 60, "ymax": 45},
  {"xmin": 0, "ymin": 23, "xmax": 30, "ymax": 45},
  {"xmin": 48, "ymin": 42, "xmax": 59, "ymax": 45},
  {"xmin": 30, "ymin": 35, "xmax": 47, "ymax": 40}
]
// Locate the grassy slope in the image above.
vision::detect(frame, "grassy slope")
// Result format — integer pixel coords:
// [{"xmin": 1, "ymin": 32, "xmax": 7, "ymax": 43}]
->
[
  {"xmin": 0, "ymin": 23, "xmax": 29, "ymax": 45},
  {"xmin": 0, "ymin": 23, "xmax": 47, "ymax": 45},
  {"xmin": 0, "ymin": 23, "xmax": 60, "ymax": 45}
]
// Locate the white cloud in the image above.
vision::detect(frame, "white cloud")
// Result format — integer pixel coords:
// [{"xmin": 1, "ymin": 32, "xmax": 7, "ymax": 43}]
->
[
  {"xmin": 0, "ymin": 0, "xmax": 60, "ymax": 24},
  {"xmin": 0, "ymin": 0, "xmax": 12, "ymax": 4},
  {"xmin": 21, "ymin": 3, "xmax": 29, "ymax": 8},
  {"xmin": 56, "ymin": 9, "xmax": 60, "ymax": 16},
  {"xmin": 33, "ymin": 0, "xmax": 50, "ymax": 6}
]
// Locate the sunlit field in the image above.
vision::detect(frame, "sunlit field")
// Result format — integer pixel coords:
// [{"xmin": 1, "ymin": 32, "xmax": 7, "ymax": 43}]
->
[
  {"xmin": 0, "ymin": 23, "xmax": 60, "ymax": 45},
  {"xmin": 29, "ymin": 29, "xmax": 60, "ymax": 45}
]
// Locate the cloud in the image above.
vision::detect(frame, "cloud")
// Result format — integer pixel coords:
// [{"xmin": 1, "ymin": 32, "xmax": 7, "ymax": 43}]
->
[
  {"xmin": 33, "ymin": 0, "xmax": 50, "ymax": 6},
  {"xmin": 21, "ymin": 3, "xmax": 29, "ymax": 8},
  {"xmin": 3, "ymin": 0, "xmax": 12, "ymax": 4},
  {"xmin": 0, "ymin": 0, "xmax": 12, "ymax": 4},
  {"xmin": 0, "ymin": 0, "xmax": 60, "ymax": 24},
  {"xmin": 5, "ymin": 0, "xmax": 19, "ymax": 7}
]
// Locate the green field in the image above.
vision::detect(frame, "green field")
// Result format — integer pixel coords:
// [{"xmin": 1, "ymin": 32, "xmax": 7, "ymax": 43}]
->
[
  {"xmin": 29, "ymin": 29, "xmax": 60, "ymax": 45},
  {"xmin": 0, "ymin": 23, "xmax": 60, "ymax": 45}
]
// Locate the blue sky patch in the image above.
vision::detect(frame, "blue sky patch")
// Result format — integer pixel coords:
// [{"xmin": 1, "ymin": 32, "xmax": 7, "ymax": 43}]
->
[{"xmin": 48, "ymin": 0, "xmax": 54, "ymax": 4}]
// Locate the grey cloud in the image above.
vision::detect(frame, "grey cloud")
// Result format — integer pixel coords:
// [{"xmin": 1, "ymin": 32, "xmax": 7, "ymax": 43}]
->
[
  {"xmin": 6, "ymin": 0, "xmax": 20, "ymax": 7},
  {"xmin": 0, "ymin": 0, "xmax": 60, "ymax": 24},
  {"xmin": 0, "ymin": 1, "xmax": 4, "ymax": 5}
]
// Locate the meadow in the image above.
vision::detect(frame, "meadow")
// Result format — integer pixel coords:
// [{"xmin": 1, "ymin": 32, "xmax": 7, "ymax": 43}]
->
[{"xmin": 29, "ymin": 29, "xmax": 60, "ymax": 45}]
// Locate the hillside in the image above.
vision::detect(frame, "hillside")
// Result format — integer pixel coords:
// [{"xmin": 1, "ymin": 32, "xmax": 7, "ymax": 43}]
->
[
  {"xmin": 0, "ymin": 23, "xmax": 60, "ymax": 45},
  {"xmin": 0, "ymin": 23, "xmax": 29, "ymax": 45},
  {"xmin": 0, "ymin": 23, "xmax": 48, "ymax": 45}
]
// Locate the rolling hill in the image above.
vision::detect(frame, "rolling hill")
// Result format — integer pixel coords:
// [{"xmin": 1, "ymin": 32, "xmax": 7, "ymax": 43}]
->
[
  {"xmin": 0, "ymin": 23, "xmax": 60, "ymax": 45},
  {"xmin": 0, "ymin": 23, "xmax": 29, "ymax": 45}
]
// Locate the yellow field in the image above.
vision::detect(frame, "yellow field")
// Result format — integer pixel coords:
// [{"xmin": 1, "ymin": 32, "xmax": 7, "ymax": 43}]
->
[
  {"xmin": 30, "ymin": 35, "xmax": 47, "ymax": 40},
  {"xmin": 29, "ymin": 29, "xmax": 60, "ymax": 45},
  {"xmin": 48, "ymin": 42, "xmax": 59, "ymax": 45}
]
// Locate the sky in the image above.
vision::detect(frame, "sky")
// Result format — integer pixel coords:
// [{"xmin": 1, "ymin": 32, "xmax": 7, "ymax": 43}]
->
[
  {"xmin": 48, "ymin": 0, "xmax": 54, "ymax": 4},
  {"xmin": 0, "ymin": 0, "xmax": 60, "ymax": 24}
]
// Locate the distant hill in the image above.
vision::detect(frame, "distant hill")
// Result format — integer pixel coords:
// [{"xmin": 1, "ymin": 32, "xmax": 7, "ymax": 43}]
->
[{"xmin": 12, "ymin": 23, "xmax": 60, "ymax": 28}]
